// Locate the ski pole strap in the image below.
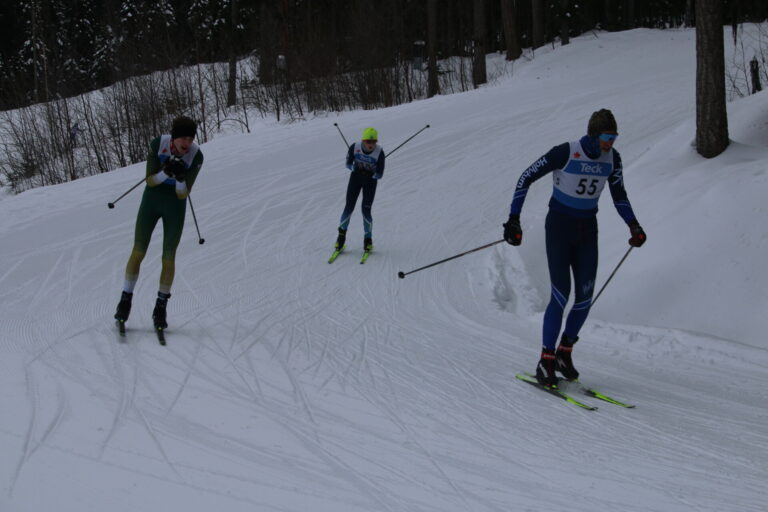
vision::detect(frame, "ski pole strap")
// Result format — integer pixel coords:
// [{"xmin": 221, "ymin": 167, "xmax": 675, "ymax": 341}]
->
[
  {"xmin": 387, "ymin": 124, "xmax": 430, "ymax": 158},
  {"xmin": 398, "ymin": 239, "xmax": 504, "ymax": 279},
  {"xmin": 591, "ymin": 246, "xmax": 633, "ymax": 306}
]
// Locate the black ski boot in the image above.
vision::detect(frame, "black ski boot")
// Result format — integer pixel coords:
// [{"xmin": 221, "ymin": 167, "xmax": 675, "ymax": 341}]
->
[
  {"xmin": 535, "ymin": 348, "xmax": 558, "ymax": 388},
  {"xmin": 364, "ymin": 237, "xmax": 373, "ymax": 252},
  {"xmin": 152, "ymin": 292, "xmax": 171, "ymax": 329},
  {"xmin": 335, "ymin": 228, "xmax": 347, "ymax": 249},
  {"xmin": 114, "ymin": 291, "xmax": 133, "ymax": 322},
  {"xmin": 556, "ymin": 334, "xmax": 579, "ymax": 381}
]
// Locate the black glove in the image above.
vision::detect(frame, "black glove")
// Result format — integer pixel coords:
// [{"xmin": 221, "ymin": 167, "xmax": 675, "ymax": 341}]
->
[
  {"xmin": 354, "ymin": 162, "xmax": 373, "ymax": 178},
  {"xmin": 503, "ymin": 215, "xmax": 522, "ymax": 246},
  {"xmin": 165, "ymin": 156, "xmax": 187, "ymax": 182},
  {"xmin": 628, "ymin": 221, "xmax": 646, "ymax": 247},
  {"xmin": 173, "ymin": 164, "xmax": 187, "ymax": 183}
]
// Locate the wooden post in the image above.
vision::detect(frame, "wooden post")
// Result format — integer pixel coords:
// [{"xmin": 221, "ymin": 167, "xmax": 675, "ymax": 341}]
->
[{"xmin": 751, "ymin": 57, "xmax": 762, "ymax": 94}]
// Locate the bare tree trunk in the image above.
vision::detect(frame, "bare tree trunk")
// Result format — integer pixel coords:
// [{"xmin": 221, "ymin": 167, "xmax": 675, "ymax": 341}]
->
[
  {"xmin": 685, "ymin": 0, "xmax": 695, "ymax": 26},
  {"xmin": 560, "ymin": 0, "xmax": 570, "ymax": 45},
  {"xmin": 751, "ymin": 57, "xmax": 762, "ymax": 93},
  {"xmin": 227, "ymin": 0, "xmax": 238, "ymax": 107},
  {"xmin": 197, "ymin": 64, "xmax": 208, "ymax": 142},
  {"xmin": 532, "ymin": 0, "xmax": 544, "ymax": 49},
  {"xmin": 501, "ymin": 0, "xmax": 521, "ymax": 60},
  {"xmin": 624, "ymin": 0, "xmax": 636, "ymax": 29},
  {"xmin": 602, "ymin": 0, "xmax": 615, "ymax": 30},
  {"xmin": 427, "ymin": 0, "xmax": 439, "ymax": 97},
  {"xmin": 473, "ymin": 0, "xmax": 487, "ymax": 87},
  {"xmin": 695, "ymin": 0, "xmax": 728, "ymax": 158}
]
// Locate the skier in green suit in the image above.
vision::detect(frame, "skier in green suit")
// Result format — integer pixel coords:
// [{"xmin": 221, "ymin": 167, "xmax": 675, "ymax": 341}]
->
[{"xmin": 113, "ymin": 116, "xmax": 204, "ymax": 330}]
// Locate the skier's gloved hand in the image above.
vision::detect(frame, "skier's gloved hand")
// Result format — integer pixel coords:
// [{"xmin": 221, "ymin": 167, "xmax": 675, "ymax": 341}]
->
[
  {"xmin": 172, "ymin": 164, "xmax": 187, "ymax": 182},
  {"xmin": 165, "ymin": 156, "xmax": 186, "ymax": 179},
  {"xmin": 503, "ymin": 215, "xmax": 522, "ymax": 246},
  {"xmin": 628, "ymin": 221, "xmax": 646, "ymax": 247}
]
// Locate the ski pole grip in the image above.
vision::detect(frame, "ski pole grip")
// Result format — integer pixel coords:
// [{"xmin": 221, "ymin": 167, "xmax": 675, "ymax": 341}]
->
[{"xmin": 398, "ymin": 271, "xmax": 406, "ymax": 279}]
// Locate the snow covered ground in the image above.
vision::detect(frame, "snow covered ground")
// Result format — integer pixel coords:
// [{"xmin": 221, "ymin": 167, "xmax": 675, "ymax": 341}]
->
[{"xmin": 1, "ymin": 27, "xmax": 767, "ymax": 512}]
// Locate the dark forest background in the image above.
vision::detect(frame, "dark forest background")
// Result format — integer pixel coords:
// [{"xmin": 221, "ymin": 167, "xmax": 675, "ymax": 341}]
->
[
  {"xmin": 0, "ymin": 1, "xmax": 765, "ymax": 192},
  {"xmin": 3, "ymin": 0, "xmax": 765, "ymax": 109}
]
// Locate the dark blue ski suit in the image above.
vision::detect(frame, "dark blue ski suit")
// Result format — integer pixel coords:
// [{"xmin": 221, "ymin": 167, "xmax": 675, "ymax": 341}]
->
[
  {"xmin": 339, "ymin": 141, "xmax": 386, "ymax": 239},
  {"xmin": 509, "ymin": 135, "xmax": 638, "ymax": 350}
]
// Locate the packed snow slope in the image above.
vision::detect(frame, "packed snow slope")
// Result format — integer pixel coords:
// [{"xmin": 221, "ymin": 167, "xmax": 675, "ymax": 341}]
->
[{"xmin": 2, "ymin": 28, "xmax": 767, "ymax": 512}]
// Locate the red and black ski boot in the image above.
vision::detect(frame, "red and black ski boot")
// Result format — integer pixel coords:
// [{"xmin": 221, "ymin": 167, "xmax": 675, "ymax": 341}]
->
[
  {"xmin": 556, "ymin": 334, "xmax": 579, "ymax": 381},
  {"xmin": 535, "ymin": 348, "xmax": 558, "ymax": 388}
]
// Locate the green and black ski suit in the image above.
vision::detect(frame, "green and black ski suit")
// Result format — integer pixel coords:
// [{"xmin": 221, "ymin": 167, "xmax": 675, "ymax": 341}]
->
[{"xmin": 124, "ymin": 135, "xmax": 203, "ymax": 292}]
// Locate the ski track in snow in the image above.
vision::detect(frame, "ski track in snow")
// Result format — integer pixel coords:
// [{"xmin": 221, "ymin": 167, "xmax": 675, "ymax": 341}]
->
[{"xmin": 2, "ymin": 28, "xmax": 768, "ymax": 512}]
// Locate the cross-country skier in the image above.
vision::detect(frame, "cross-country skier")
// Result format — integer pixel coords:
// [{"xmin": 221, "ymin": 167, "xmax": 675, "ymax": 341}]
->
[
  {"xmin": 113, "ymin": 116, "xmax": 204, "ymax": 330},
  {"xmin": 334, "ymin": 127, "xmax": 386, "ymax": 252},
  {"xmin": 503, "ymin": 109, "xmax": 647, "ymax": 388}
]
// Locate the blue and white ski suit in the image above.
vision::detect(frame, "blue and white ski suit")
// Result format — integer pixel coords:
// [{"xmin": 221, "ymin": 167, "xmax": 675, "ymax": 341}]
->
[
  {"xmin": 509, "ymin": 135, "xmax": 638, "ymax": 350},
  {"xmin": 339, "ymin": 142, "xmax": 386, "ymax": 238}
]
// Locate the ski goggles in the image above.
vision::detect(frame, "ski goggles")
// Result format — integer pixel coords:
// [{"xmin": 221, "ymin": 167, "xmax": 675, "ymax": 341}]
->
[{"xmin": 598, "ymin": 133, "xmax": 619, "ymax": 143}]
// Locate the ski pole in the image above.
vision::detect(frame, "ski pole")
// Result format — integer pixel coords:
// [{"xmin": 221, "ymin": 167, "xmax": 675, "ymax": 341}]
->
[
  {"xmin": 398, "ymin": 239, "xmax": 504, "ymax": 279},
  {"xmin": 333, "ymin": 122, "xmax": 350, "ymax": 148},
  {"xmin": 187, "ymin": 195, "xmax": 205, "ymax": 244},
  {"xmin": 387, "ymin": 124, "xmax": 430, "ymax": 158},
  {"xmin": 591, "ymin": 246, "xmax": 633, "ymax": 306},
  {"xmin": 107, "ymin": 177, "xmax": 145, "ymax": 209}
]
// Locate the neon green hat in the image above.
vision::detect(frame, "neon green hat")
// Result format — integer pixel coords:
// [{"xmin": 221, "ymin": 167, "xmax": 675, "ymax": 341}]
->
[{"xmin": 362, "ymin": 127, "xmax": 378, "ymax": 141}]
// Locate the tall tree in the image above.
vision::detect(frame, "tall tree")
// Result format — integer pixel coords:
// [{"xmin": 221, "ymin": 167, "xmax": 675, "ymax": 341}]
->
[
  {"xmin": 20, "ymin": 0, "xmax": 50, "ymax": 102},
  {"xmin": 624, "ymin": 0, "xmax": 636, "ymax": 29},
  {"xmin": 427, "ymin": 0, "xmax": 439, "ymax": 97},
  {"xmin": 227, "ymin": 0, "xmax": 238, "ymax": 107},
  {"xmin": 695, "ymin": 0, "xmax": 728, "ymax": 158},
  {"xmin": 559, "ymin": 0, "xmax": 570, "ymax": 45},
  {"xmin": 531, "ymin": 0, "xmax": 544, "ymax": 49},
  {"xmin": 500, "ymin": 0, "xmax": 521, "ymax": 60},
  {"xmin": 472, "ymin": 0, "xmax": 487, "ymax": 87}
]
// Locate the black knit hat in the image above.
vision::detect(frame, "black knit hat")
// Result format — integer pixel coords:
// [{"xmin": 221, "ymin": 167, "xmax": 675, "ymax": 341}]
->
[
  {"xmin": 587, "ymin": 109, "xmax": 617, "ymax": 137},
  {"xmin": 171, "ymin": 116, "xmax": 197, "ymax": 139}
]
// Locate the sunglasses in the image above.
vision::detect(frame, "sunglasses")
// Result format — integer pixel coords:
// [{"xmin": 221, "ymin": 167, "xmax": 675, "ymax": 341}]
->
[
  {"xmin": 598, "ymin": 133, "xmax": 618, "ymax": 143},
  {"xmin": 363, "ymin": 139, "xmax": 377, "ymax": 144}
]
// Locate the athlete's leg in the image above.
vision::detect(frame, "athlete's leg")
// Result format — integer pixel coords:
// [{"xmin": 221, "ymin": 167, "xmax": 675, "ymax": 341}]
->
[
  {"xmin": 542, "ymin": 211, "xmax": 573, "ymax": 350},
  {"xmin": 360, "ymin": 178, "xmax": 378, "ymax": 238},
  {"xmin": 563, "ymin": 218, "xmax": 598, "ymax": 338},
  {"xmin": 159, "ymin": 199, "xmax": 186, "ymax": 294},
  {"xmin": 339, "ymin": 172, "xmax": 364, "ymax": 231},
  {"xmin": 124, "ymin": 192, "xmax": 161, "ymax": 292}
]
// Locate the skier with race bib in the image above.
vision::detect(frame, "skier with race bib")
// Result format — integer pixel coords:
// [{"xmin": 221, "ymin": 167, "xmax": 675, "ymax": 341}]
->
[
  {"xmin": 503, "ymin": 109, "xmax": 647, "ymax": 388},
  {"xmin": 113, "ymin": 116, "xmax": 204, "ymax": 332},
  {"xmin": 333, "ymin": 127, "xmax": 385, "ymax": 256}
]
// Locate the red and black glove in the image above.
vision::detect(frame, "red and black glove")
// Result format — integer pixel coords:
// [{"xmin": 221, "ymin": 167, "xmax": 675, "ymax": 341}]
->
[
  {"xmin": 503, "ymin": 215, "xmax": 523, "ymax": 246},
  {"xmin": 628, "ymin": 221, "xmax": 646, "ymax": 247}
]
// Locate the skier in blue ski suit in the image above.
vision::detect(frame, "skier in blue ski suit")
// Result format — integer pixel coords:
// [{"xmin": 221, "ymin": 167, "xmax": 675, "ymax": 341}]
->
[
  {"xmin": 503, "ymin": 109, "xmax": 647, "ymax": 388},
  {"xmin": 334, "ymin": 127, "xmax": 386, "ymax": 251}
]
